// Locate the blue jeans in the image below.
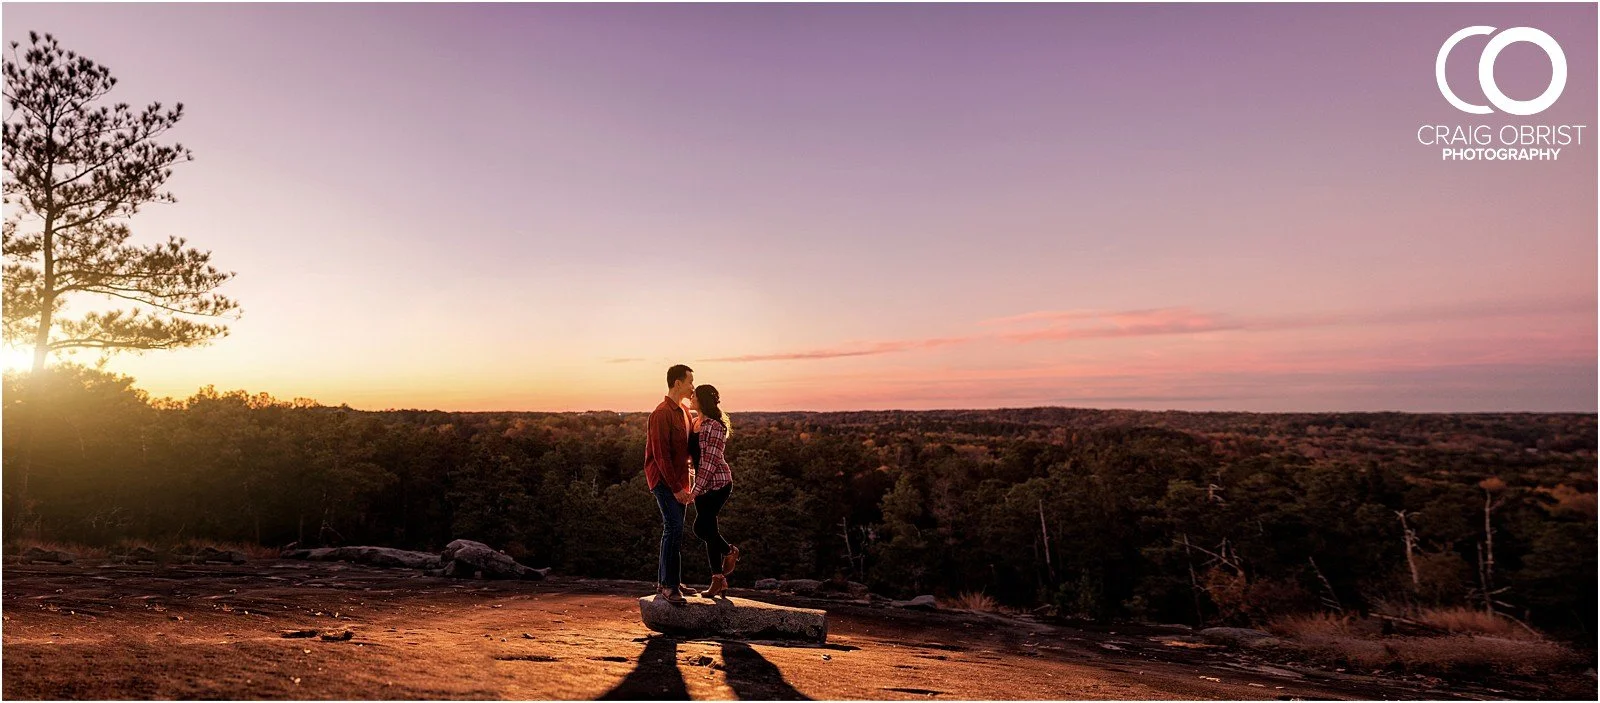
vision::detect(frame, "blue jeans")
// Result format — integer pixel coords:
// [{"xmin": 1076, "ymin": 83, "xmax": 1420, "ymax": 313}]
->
[{"xmin": 652, "ymin": 482, "xmax": 685, "ymax": 588}]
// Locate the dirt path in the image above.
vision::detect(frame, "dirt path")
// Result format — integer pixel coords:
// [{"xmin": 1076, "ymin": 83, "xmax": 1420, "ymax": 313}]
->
[{"xmin": 0, "ymin": 561, "xmax": 1538, "ymax": 700}]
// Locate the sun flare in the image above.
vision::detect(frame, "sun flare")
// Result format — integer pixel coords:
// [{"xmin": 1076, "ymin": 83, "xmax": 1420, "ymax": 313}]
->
[{"xmin": 1, "ymin": 345, "xmax": 34, "ymax": 373}]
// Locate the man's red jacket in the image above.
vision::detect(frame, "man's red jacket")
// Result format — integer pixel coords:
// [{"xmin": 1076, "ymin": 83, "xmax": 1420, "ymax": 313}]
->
[{"xmin": 643, "ymin": 395, "xmax": 693, "ymax": 493}]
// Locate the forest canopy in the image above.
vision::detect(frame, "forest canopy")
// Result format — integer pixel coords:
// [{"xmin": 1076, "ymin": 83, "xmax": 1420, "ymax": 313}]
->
[{"xmin": 3, "ymin": 364, "xmax": 1594, "ymax": 644}]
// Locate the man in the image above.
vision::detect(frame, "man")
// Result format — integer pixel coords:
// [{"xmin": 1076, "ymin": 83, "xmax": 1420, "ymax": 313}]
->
[{"xmin": 644, "ymin": 364, "xmax": 698, "ymax": 603}]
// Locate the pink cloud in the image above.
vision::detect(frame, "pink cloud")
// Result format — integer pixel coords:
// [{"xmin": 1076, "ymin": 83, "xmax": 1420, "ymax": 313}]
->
[
  {"xmin": 707, "ymin": 296, "xmax": 1593, "ymax": 365},
  {"xmin": 993, "ymin": 308, "xmax": 1243, "ymax": 343},
  {"xmin": 702, "ymin": 335, "xmax": 974, "ymax": 362}
]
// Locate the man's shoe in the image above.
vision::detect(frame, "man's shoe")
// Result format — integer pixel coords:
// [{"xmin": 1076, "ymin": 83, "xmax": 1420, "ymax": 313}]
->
[
  {"xmin": 721, "ymin": 545, "xmax": 740, "ymax": 576},
  {"xmin": 657, "ymin": 585, "xmax": 686, "ymax": 604},
  {"xmin": 705, "ymin": 574, "xmax": 728, "ymax": 598},
  {"xmin": 678, "ymin": 583, "xmax": 701, "ymax": 596}
]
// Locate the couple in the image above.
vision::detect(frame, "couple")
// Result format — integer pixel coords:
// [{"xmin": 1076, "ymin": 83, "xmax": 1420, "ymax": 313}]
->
[{"xmin": 643, "ymin": 364, "xmax": 739, "ymax": 604}]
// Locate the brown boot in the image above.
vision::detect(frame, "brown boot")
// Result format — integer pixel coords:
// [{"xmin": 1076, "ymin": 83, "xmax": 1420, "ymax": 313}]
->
[
  {"xmin": 721, "ymin": 545, "xmax": 740, "ymax": 576},
  {"xmin": 656, "ymin": 584, "xmax": 686, "ymax": 604},
  {"xmin": 705, "ymin": 574, "xmax": 728, "ymax": 598}
]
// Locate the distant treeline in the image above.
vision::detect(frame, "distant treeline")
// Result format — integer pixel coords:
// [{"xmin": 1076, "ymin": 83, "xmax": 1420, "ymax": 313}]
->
[{"xmin": 3, "ymin": 365, "xmax": 1594, "ymax": 642}]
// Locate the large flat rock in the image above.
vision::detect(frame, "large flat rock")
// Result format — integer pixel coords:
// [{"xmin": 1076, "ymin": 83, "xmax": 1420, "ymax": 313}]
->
[{"xmin": 638, "ymin": 595, "xmax": 827, "ymax": 643}]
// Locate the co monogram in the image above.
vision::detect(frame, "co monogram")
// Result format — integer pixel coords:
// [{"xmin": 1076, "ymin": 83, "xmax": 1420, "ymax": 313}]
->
[{"xmin": 1436, "ymin": 26, "xmax": 1567, "ymax": 116}]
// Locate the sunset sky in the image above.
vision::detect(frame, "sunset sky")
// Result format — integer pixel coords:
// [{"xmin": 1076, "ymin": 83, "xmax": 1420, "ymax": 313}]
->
[{"xmin": 2, "ymin": 2, "xmax": 1595, "ymax": 412}]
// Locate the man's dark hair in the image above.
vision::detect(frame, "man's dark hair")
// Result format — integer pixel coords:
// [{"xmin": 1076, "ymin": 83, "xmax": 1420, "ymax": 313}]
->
[{"xmin": 667, "ymin": 364, "xmax": 693, "ymax": 388}]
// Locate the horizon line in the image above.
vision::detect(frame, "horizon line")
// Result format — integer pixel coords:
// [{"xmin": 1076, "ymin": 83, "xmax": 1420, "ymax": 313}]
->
[{"xmin": 302, "ymin": 404, "xmax": 1598, "ymax": 417}]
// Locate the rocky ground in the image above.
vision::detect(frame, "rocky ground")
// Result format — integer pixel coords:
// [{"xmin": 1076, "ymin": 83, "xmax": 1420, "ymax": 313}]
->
[{"xmin": 2, "ymin": 560, "xmax": 1589, "ymax": 700}]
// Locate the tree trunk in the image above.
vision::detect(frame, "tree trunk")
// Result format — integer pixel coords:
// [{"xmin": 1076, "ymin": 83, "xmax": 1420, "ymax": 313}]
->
[
  {"xmin": 31, "ymin": 123, "xmax": 59, "ymax": 374},
  {"xmin": 1038, "ymin": 499, "xmax": 1055, "ymax": 584},
  {"xmin": 840, "ymin": 517, "xmax": 858, "ymax": 581},
  {"xmin": 1182, "ymin": 533, "xmax": 1204, "ymax": 627},
  {"xmin": 1481, "ymin": 489, "xmax": 1497, "ymax": 614},
  {"xmin": 1477, "ymin": 541, "xmax": 1494, "ymax": 615},
  {"xmin": 1396, "ymin": 510, "xmax": 1420, "ymax": 588}
]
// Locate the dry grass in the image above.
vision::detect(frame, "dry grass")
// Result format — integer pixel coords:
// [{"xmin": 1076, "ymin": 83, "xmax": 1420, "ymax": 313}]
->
[
  {"xmin": 1270, "ymin": 609, "xmax": 1579, "ymax": 677},
  {"xmin": 167, "ymin": 538, "xmax": 281, "ymax": 560},
  {"xmin": 1288, "ymin": 633, "xmax": 1580, "ymax": 676},
  {"xmin": 5, "ymin": 537, "xmax": 278, "ymax": 560},
  {"xmin": 1269, "ymin": 611, "xmax": 1356, "ymax": 638},
  {"xmin": 1414, "ymin": 607, "xmax": 1542, "ymax": 640},
  {"xmin": 3, "ymin": 537, "xmax": 109, "ymax": 558},
  {"xmin": 943, "ymin": 591, "xmax": 999, "ymax": 612}
]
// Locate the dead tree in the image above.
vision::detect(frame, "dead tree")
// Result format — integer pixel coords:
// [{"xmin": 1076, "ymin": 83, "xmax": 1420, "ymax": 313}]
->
[
  {"xmin": 1309, "ymin": 556, "xmax": 1344, "ymax": 613},
  {"xmin": 1477, "ymin": 486, "xmax": 1507, "ymax": 615},
  {"xmin": 1395, "ymin": 510, "xmax": 1420, "ymax": 589},
  {"xmin": 1038, "ymin": 498, "xmax": 1055, "ymax": 584}
]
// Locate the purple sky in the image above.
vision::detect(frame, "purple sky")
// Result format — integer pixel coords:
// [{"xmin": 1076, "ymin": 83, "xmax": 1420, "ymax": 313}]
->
[{"xmin": 2, "ymin": 2, "xmax": 1595, "ymax": 412}]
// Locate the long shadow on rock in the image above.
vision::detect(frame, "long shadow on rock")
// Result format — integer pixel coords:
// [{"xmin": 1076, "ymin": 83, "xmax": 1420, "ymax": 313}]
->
[
  {"xmin": 598, "ymin": 638, "xmax": 689, "ymax": 701},
  {"xmin": 720, "ymin": 641, "xmax": 812, "ymax": 701}
]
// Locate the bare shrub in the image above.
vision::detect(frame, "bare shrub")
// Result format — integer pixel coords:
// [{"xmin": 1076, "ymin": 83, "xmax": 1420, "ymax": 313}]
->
[{"xmin": 944, "ymin": 591, "xmax": 998, "ymax": 612}]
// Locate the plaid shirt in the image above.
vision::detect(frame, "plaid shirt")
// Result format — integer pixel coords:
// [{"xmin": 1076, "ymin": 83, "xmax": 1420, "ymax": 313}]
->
[{"xmin": 692, "ymin": 416, "xmax": 733, "ymax": 496}]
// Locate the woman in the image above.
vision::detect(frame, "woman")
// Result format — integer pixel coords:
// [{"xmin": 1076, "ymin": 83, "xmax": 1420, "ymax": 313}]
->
[{"xmin": 688, "ymin": 384, "xmax": 739, "ymax": 597}]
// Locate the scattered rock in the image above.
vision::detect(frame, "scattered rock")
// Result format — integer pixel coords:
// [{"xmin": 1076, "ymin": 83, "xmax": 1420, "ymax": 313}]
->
[
  {"xmin": 521, "ymin": 633, "xmax": 535, "ymax": 640},
  {"xmin": 113, "ymin": 546, "xmax": 161, "ymax": 564},
  {"xmin": 754, "ymin": 578, "xmax": 780, "ymax": 591},
  {"xmin": 1228, "ymin": 663, "xmax": 1305, "ymax": 679},
  {"xmin": 495, "ymin": 654, "xmax": 558, "ymax": 662},
  {"xmin": 284, "ymin": 546, "xmax": 441, "ymax": 570},
  {"xmin": 778, "ymin": 579, "xmax": 822, "ymax": 595},
  {"xmin": 320, "ymin": 630, "xmax": 354, "ymax": 641},
  {"xmin": 890, "ymin": 595, "xmax": 938, "ymax": 611},
  {"xmin": 818, "ymin": 577, "xmax": 871, "ymax": 599},
  {"xmin": 336, "ymin": 546, "xmax": 440, "ymax": 569},
  {"xmin": 1154, "ymin": 636, "xmax": 1223, "ymax": 650},
  {"xmin": 638, "ymin": 594, "xmax": 827, "ymax": 643},
  {"xmin": 439, "ymin": 540, "xmax": 549, "ymax": 580},
  {"xmin": 193, "ymin": 546, "xmax": 248, "ymax": 564},
  {"xmin": 20, "ymin": 547, "xmax": 75, "ymax": 564},
  {"xmin": 281, "ymin": 629, "xmax": 320, "ymax": 638},
  {"xmin": 1198, "ymin": 627, "xmax": 1283, "ymax": 648}
]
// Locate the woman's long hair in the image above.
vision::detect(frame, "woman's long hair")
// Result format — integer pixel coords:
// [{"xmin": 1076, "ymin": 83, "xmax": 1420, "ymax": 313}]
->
[{"xmin": 695, "ymin": 384, "xmax": 731, "ymax": 437}]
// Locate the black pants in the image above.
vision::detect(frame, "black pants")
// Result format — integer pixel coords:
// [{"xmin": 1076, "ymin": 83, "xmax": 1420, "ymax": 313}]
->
[{"xmin": 693, "ymin": 484, "xmax": 733, "ymax": 575}]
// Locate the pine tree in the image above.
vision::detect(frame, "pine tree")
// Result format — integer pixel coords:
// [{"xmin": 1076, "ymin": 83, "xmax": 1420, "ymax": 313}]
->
[{"xmin": 3, "ymin": 32, "xmax": 238, "ymax": 373}]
